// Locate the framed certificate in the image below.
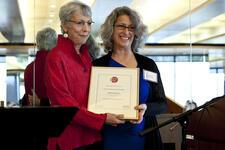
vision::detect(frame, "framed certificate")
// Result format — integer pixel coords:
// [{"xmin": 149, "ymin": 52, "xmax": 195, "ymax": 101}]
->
[{"xmin": 88, "ymin": 66, "xmax": 139, "ymax": 120}]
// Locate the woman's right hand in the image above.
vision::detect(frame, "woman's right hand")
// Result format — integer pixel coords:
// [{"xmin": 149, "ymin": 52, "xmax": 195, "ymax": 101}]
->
[{"xmin": 105, "ymin": 113, "xmax": 125, "ymax": 126}]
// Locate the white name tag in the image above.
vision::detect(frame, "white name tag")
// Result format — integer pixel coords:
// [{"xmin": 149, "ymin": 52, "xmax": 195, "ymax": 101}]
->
[{"xmin": 143, "ymin": 70, "xmax": 158, "ymax": 83}]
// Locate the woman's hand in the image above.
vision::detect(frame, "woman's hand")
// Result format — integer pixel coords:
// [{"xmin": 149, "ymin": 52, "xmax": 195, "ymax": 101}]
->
[
  {"xmin": 105, "ymin": 113, "xmax": 125, "ymax": 126},
  {"xmin": 130, "ymin": 104, "xmax": 147, "ymax": 124},
  {"xmin": 28, "ymin": 89, "xmax": 40, "ymax": 106}
]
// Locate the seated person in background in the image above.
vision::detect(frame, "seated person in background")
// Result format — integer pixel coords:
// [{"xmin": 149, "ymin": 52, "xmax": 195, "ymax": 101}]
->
[
  {"xmin": 93, "ymin": 6, "xmax": 168, "ymax": 150},
  {"xmin": 23, "ymin": 27, "xmax": 57, "ymax": 106},
  {"xmin": 86, "ymin": 34, "xmax": 101, "ymax": 60},
  {"xmin": 184, "ymin": 100, "xmax": 197, "ymax": 111}
]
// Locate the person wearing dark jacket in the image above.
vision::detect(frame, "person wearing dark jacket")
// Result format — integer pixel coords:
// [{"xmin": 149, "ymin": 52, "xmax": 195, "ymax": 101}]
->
[{"xmin": 93, "ymin": 6, "xmax": 167, "ymax": 150}]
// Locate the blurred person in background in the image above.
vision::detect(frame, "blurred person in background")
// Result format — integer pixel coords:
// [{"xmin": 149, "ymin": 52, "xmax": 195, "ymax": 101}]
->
[
  {"xmin": 86, "ymin": 34, "xmax": 101, "ymax": 60},
  {"xmin": 184, "ymin": 100, "xmax": 197, "ymax": 111},
  {"xmin": 23, "ymin": 27, "xmax": 57, "ymax": 106}
]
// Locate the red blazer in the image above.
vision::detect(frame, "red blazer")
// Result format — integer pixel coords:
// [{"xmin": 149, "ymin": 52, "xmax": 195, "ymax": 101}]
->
[
  {"xmin": 24, "ymin": 50, "xmax": 49, "ymax": 101},
  {"xmin": 45, "ymin": 35, "xmax": 106, "ymax": 150}
]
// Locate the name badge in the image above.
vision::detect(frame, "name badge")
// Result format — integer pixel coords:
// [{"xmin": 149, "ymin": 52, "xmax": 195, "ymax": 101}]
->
[{"xmin": 143, "ymin": 70, "xmax": 158, "ymax": 83}]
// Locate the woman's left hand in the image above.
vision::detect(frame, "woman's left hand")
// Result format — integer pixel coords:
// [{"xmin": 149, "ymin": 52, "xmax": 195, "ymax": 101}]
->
[{"xmin": 130, "ymin": 104, "xmax": 147, "ymax": 124}]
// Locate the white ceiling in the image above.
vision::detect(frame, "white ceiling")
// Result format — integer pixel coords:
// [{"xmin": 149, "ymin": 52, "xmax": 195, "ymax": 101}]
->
[
  {"xmin": 0, "ymin": 0, "xmax": 225, "ymax": 60},
  {"xmin": 0, "ymin": 0, "xmax": 225, "ymax": 69},
  {"xmin": 1, "ymin": 0, "xmax": 225, "ymax": 44}
]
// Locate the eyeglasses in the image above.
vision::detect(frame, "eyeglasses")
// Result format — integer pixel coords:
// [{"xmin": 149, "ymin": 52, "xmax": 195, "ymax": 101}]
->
[
  {"xmin": 67, "ymin": 20, "xmax": 94, "ymax": 27},
  {"xmin": 114, "ymin": 24, "xmax": 135, "ymax": 32}
]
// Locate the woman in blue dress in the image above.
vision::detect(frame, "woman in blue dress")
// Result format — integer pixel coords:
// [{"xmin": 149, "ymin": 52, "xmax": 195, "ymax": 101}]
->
[{"xmin": 93, "ymin": 6, "xmax": 168, "ymax": 150}]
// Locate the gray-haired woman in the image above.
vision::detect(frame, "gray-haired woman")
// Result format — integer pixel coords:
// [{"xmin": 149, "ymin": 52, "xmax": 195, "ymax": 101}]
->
[
  {"xmin": 24, "ymin": 27, "xmax": 57, "ymax": 106},
  {"xmin": 45, "ymin": 1, "xmax": 124, "ymax": 150},
  {"xmin": 93, "ymin": 6, "xmax": 168, "ymax": 150}
]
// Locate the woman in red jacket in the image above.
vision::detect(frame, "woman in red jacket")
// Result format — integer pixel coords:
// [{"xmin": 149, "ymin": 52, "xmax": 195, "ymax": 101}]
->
[{"xmin": 45, "ymin": 1, "xmax": 124, "ymax": 150}]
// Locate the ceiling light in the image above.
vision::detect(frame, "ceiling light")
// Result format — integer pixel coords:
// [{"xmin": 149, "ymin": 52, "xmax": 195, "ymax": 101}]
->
[
  {"xmin": 50, "ymin": 4, "xmax": 56, "ymax": 8},
  {"xmin": 131, "ymin": 0, "xmax": 211, "ymax": 34},
  {"xmin": 49, "ymin": 14, "xmax": 55, "ymax": 18}
]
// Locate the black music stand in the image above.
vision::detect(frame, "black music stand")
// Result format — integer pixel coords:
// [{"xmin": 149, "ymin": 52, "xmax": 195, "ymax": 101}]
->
[
  {"xmin": 186, "ymin": 96, "xmax": 225, "ymax": 149},
  {"xmin": 139, "ymin": 95, "xmax": 225, "ymax": 150},
  {"xmin": 0, "ymin": 106, "xmax": 78, "ymax": 150}
]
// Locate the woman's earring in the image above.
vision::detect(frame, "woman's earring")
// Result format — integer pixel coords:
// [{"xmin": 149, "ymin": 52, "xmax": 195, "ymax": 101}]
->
[{"xmin": 63, "ymin": 32, "xmax": 68, "ymax": 38}]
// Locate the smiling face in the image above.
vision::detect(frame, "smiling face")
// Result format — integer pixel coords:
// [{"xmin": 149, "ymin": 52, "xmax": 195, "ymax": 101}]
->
[
  {"xmin": 62, "ymin": 11, "xmax": 92, "ymax": 49},
  {"xmin": 112, "ymin": 15, "xmax": 135, "ymax": 51}
]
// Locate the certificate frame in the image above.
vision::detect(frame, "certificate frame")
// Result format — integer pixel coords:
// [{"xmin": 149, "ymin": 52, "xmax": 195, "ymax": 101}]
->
[{"xmin": 88, "ymin": 66, "xmax": 139, "ymax": 120}]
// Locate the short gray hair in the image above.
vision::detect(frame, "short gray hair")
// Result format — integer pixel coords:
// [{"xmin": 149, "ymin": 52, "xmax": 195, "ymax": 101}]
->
[
  {"xmin": 36, "ymin": 27, "xmax": 57, "ymax": 50},
  {"xmin": 100, "ymin": 6, "xmax": 148, "ymax": 53},
  {"xmin": 59, "ymin": 1, "xmax": 92, "ymax": 33}
]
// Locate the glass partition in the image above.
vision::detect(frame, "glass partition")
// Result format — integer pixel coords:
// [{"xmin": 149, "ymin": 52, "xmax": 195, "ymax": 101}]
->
[{"xmin": 0, "ymin": 0, "xmax": 224, "ymax": 107}]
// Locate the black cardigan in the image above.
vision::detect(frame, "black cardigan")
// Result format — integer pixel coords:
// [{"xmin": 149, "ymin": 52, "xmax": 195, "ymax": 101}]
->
[{"xmin": 93, "ymin": 52, "xmax": 168, "ymax": 150}]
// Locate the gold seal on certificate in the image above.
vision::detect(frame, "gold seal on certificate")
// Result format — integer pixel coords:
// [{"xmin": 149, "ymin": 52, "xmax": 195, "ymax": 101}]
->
[{"xmin": 88, "ymin": 66, "xmax": 139, "ymax": 120}]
